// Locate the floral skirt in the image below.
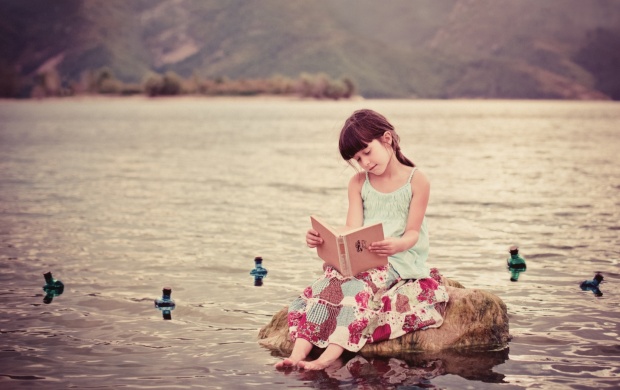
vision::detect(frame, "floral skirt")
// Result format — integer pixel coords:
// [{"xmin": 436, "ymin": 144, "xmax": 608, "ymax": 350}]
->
[{"xmin": 287, "ymin": 265, "xmax": 449, "ymax": 352}]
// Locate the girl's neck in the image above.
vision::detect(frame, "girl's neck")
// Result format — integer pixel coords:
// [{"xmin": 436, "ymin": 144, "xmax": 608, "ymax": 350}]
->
[
  {"xmin": 368, "ymin": 157, "xmax": 411, "ymax": 193},
  {"xmin": 380, "ymin": 154, "xmax": 407, "ymax": 179}
]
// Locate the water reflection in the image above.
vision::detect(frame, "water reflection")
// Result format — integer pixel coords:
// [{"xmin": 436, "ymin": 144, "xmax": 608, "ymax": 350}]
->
[
  {"xmin": 42, "ymin": 271, "xmax": 64, "ymax": 304},
  {"xmin": 0, "ymin": 99, "xmax": 618, "ymax": 389},
  {"xmin": 280, "ymin": 348, "xmax": 509, "ymax": 388}
]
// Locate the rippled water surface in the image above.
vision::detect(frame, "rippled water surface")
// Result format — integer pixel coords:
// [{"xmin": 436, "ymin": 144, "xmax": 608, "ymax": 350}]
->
[{"xmin": 0, "ymin": 98, "xmax": 618, "ymax": 389}]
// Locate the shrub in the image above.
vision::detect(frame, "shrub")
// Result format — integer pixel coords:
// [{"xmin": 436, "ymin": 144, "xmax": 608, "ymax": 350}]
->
[{"xmin": 142, "ymin": 71, "xmax": 182, "ymax": 96}]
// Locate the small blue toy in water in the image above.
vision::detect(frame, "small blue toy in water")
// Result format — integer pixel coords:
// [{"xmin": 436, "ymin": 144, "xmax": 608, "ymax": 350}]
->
[
  {"xmin": 42, "ymin": 271, "xmax": 64, "ymax": 304},
  {"xmin": 154, "ymin": 287, "xmax": 176, "ymax": 320},
  {"xmin": 580, "ymin": 273, "xmax": 604, "ymax": 297},
  {"xmin": 250, "ymin": 256, "xmax": 268, "ymax": 286},
  {"xmin": 507, "ymin": 246, "xmax": 526, "ymax": 282}
]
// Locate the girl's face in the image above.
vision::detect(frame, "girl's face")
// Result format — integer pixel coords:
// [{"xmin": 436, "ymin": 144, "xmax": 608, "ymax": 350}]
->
[{"xmin": 352, "ymin": 137, "xmax": 394, "ymax": 175}]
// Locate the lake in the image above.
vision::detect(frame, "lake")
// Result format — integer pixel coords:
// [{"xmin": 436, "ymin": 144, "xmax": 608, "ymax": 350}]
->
[{"xmin": 0, "ymin": 97, "xmax": 618, "ymax": 389}]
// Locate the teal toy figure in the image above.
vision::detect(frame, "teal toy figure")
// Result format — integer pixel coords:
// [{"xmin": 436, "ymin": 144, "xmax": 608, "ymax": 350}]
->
[
  {"xmin": 580, "ymin": 273, "xmax": 604, "ymax": 297},
  {"xmin": 507, "ymin": 246, "xmax": 526, "ymax": 282},
  {"xmin": 154, "ymin": 287, "xmax": 176, "ymax": 320},
  {"xmin": 42, "ymin": 271, "xmax": 64, "ymax": 304},
  {"xmin": 250, "ymin": 256, "xmax": 268, "ymax": 286}
]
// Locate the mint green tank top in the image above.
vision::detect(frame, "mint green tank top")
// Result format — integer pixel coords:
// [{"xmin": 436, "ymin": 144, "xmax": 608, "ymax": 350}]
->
[{"xmin": 361, "ymin": 168, "xmax": 431, "ymax": 280}]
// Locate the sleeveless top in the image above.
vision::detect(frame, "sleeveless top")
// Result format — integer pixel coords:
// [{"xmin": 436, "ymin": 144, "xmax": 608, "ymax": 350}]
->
[{"xmin": 361, "ymin": 168, "xmax": 431, "ymax": 280}]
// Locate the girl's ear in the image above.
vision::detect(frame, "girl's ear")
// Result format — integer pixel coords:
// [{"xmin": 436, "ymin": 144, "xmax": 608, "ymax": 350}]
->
[{"xmin": 382, "ymin": 131, "xmax": 393, "ymax": 146}]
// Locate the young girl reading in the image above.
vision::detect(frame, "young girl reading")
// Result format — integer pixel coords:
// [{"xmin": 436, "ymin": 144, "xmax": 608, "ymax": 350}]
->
[{"xmin": 275, "ymin": 109, "xmax": 449, "ymax": 370}]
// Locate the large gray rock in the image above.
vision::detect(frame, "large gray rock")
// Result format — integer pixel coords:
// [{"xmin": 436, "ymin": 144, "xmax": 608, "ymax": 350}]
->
[{"xmin": 258, "ymin": 278, "xmax": 509, "ymax": 356}]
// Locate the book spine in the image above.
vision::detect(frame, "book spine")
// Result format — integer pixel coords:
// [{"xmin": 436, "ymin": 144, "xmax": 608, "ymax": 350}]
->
[{"xmin": 339, "ymin": 236, "xmax": 352, "ymax": 277}]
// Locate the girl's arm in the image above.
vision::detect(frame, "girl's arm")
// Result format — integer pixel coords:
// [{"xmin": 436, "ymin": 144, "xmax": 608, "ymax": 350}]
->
[
  {"xmin": 345, "ymin": 172, "xmax": 365, "ymax": 229},
  {"xmin": 369, "ymin": 170, "xmax": 430, "ymax": 256},
  {"xmin": 306, "ymin": 172, "xmax": 365, "ymax": 248}
]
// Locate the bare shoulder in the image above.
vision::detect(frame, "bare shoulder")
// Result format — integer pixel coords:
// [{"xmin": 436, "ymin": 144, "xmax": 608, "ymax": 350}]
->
[
  {"xmin": 410, "ymin": 168, "xmax": 430, "ymax": 192},
  {"xmin": 348, "ymin": 171, "xmax": 366, "ymax": 191}
]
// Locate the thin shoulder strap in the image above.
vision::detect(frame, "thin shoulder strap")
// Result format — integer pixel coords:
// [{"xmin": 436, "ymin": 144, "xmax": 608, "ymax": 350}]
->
[{"xmin": 408, "ymin": 167, "xmax": 418, "ymax": 183}]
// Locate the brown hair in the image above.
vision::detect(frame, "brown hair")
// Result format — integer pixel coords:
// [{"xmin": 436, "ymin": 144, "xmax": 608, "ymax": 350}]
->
[{"xmin": 338, "ymin": 109, "xmax": 414, "ymax": 167}]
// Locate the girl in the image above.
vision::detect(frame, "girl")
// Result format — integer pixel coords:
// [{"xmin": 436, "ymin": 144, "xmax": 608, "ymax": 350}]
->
[{"xmin": 275, "ymin": 109, "xmax": 449, "ymax": 370}]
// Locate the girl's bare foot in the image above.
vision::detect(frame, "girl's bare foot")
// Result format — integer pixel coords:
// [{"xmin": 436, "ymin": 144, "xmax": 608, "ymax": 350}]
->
[
  {"xmin": 298, "ymin": 358, "xmax": 331, "ymax": 370},
  {"xmin": 297, "ymin": 344, "xmax": 344, "ymax": 371},
  {"xmin": 274, "ymin": 357, "xmax": 300, "ymax": 369},
  {"xmin": 274, "ymin": 338, "xmax": 313, "ymax": 369}
]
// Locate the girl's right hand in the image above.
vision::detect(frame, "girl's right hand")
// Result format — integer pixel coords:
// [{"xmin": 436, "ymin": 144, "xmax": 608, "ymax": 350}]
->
[{"xmin": 306, "ymin": 229, "xmax": 323, "ymax": 248}]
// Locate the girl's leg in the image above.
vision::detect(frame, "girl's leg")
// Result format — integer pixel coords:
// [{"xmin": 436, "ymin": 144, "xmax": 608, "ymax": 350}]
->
[
  {"xmin": 274, "ymin": 338, "xmax": 313, "ymax": 369},
  {"xmin": 298, "ymin": 344, "xmax": 344, "ymax": 370}
]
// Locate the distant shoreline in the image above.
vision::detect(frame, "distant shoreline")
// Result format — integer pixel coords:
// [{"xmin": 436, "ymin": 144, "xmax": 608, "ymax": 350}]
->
[
  {"xmin": 2, "ymin": 95, "xmax": 617, "ymax": 104},
  {"xmin": 0, "ymin": 94, "xmax": 369, "ymax": 103}
]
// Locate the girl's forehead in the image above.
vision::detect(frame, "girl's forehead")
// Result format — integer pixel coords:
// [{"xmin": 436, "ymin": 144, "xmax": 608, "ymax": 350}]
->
[
  {"xmin": 363, "ymin": 139, "xmax": 379, "ymax": 147},
  {"xmin": 353, "ymin": 140, "xmax": 376, "ymax": 155}
]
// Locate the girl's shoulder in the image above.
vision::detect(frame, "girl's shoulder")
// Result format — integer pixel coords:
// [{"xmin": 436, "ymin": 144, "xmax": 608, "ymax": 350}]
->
[
  {"xmin": 409, "ymin": 167, "xmax": 430, "ymax": 193},
  {"xmin": 410, "ymin": 167, "xmax": 429, "ymax": 183},
  {"xmin": 348, "ymin": 171, "xmax": 366, "ymax": 190}
]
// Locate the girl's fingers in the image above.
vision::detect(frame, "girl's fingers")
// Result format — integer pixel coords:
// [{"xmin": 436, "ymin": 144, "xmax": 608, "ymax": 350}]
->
[
  {"xmin": 369, "ymin": 242, "xmax": 384, "ymax": 250},
  {"xmin": 307, "ymin": 237, "xmax": 323, "ymax": 247}
]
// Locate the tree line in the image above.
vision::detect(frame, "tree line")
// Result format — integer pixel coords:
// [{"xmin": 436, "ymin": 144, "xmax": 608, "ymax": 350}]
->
[{"xmin": 0, "ymin": 65, "xmax": 357, "ymax": 100}]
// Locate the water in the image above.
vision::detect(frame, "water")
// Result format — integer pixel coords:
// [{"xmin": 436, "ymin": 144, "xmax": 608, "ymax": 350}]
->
[{"xmin": 0, "ymin": 97, "xmax": 618, "ymax": 389}]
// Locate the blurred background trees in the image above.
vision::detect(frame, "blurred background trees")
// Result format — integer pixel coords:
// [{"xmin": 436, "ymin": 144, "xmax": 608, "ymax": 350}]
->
[{"xmin": 7, "ymin": 66, "xmax": 357, "ymax": 99}]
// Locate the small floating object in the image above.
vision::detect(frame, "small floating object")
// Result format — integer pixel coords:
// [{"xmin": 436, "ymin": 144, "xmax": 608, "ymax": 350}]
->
[
  {"xmin": 580, "ymin": 273, "xmax": 604, "ymax": 297},
  {"xmin": 154, "ymin": 287, "xmax": 176, "ymax": 320},
  {"xmin": 250, "ymin": 256, "xmax": 268, "ymax": 286},
  {"xmin": 506, "ymin": 245, "xmax": 526, "ymax": 282},
  {"xmin": 42, "ymin": 271, "xmax": 64, "ymax": 304}
]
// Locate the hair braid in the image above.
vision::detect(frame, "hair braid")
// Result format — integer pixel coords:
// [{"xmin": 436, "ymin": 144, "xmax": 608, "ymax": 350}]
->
[{"xmin": 391, "ymin": 133, "xmax": 415, "ymax": 167}]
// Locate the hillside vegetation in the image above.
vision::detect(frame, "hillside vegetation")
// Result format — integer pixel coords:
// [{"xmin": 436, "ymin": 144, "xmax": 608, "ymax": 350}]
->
[{"xmin": 1, "ymin": 0, "xmax": 619, "ymax": 99}]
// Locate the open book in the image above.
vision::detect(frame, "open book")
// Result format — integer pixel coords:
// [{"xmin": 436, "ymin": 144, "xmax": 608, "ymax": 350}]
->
[{"xmin": 310, "ymin": 215, "xmax": 388, "ymax": 277}]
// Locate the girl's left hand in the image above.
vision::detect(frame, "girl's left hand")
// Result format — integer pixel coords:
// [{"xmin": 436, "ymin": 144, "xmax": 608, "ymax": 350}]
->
[{"xmin": 368, "ymin": 238, "xmax": 402, "ymax": 257}]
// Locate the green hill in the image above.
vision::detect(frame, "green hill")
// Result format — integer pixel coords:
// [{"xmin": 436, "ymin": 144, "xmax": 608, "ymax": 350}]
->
[{"xmin": 1, "ymin": 0, "xmax": 619, "ymax": 99}]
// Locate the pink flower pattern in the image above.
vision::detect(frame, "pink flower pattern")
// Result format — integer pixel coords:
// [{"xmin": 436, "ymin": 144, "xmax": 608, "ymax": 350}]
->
[
  {"xmin": 348, "ymin": 318, "xmax": 369, "ymax": 344},
  {"xmin": 417, "ymin": 278, "xmax": 439, "ymax": 303},
  {"xmin": 355, "ymin": 291, "xmax": 370, "ymax": 308},
  {"xmin": 287, "ymin": 267, "xmax": 448, "ymax": 352}
]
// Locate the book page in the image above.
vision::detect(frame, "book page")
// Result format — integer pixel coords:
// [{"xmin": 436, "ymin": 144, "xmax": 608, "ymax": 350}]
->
[
  {"xmin": 310, "ymin": 216, "xmax": 388, "ymax": 277},
  {"xmin": 310, "ymin": 216, "xmax": 341, "ymax": 271},
  {"xmin": 342, "ymin": 223, "xmax": 388, "ymax": 276}
]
